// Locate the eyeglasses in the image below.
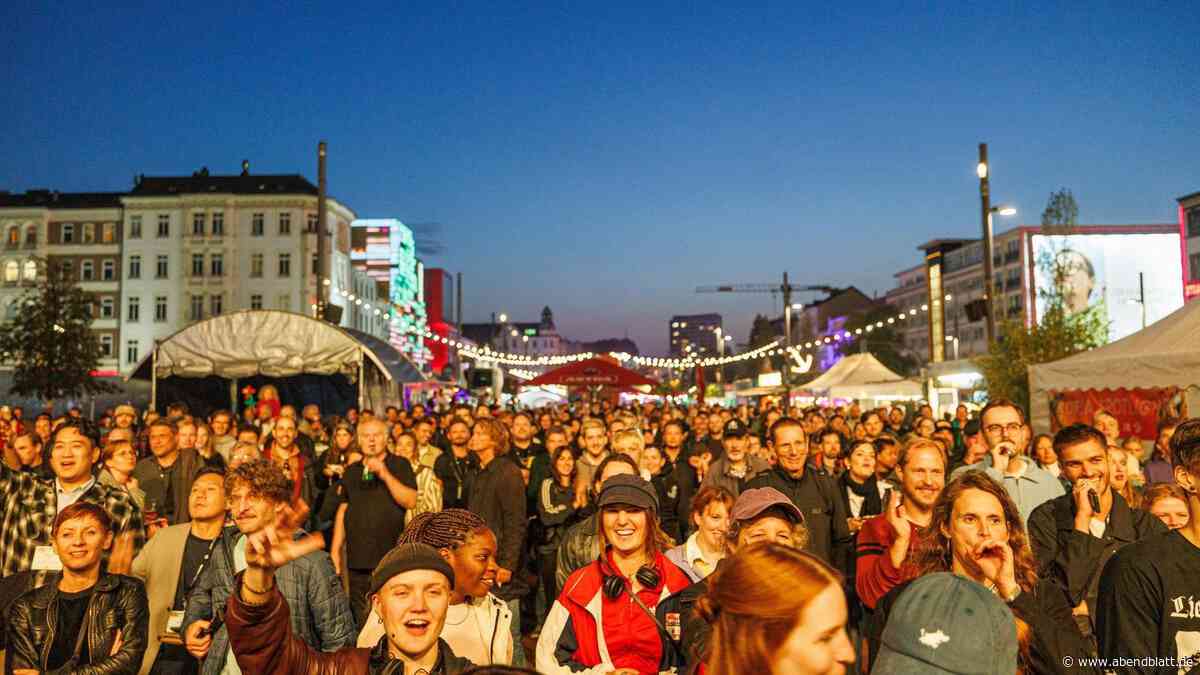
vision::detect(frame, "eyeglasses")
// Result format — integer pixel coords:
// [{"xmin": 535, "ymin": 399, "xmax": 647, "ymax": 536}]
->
[{"xmin": 985, "ymin": 423, "xmax": 1024, "ymax": 436}]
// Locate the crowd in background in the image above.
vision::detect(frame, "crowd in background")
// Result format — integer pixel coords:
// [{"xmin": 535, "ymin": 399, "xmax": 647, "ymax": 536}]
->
[{"xmin": 0, "ymin": 391, "xmax": 1197, "ymax": 674}]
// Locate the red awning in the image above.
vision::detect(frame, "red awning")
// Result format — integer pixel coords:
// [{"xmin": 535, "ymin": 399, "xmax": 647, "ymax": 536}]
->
[{"xmin": 525, "ymin": 355, "xmax": 658, "ymax": 388}]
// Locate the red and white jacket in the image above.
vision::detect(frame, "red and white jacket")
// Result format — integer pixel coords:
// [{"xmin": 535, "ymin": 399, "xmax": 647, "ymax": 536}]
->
[{"xmin": 536, "ymin": 549, "xmax": 692, "ymax": 675}]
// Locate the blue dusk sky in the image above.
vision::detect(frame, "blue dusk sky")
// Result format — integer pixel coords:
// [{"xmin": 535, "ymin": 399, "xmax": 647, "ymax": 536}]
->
[{"xmin": 2, "ymin": 1, "xmax": 1196, "ymax": 354}]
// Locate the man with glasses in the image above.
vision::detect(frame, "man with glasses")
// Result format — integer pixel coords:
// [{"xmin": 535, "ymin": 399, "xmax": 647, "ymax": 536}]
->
[{"xmin": 951, "ymin": 399, "xmax": 1063, "ymax": 524}]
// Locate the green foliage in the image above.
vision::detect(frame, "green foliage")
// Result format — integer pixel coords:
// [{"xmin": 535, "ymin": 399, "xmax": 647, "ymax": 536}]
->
[
  {"xmin": 0, "ymin": 265, "xmax": 116, "ymax": 402},
  {"xmin": 741, "ymin": 314, "xmax": 780, "ymax": 380},
  {"xmin": 976, "ymin": 188, "xmax": 1107, "ymax": 411}
]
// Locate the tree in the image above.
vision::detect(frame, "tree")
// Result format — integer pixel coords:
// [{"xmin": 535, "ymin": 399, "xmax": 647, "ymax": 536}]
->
[
  {"xmin": 975, "ymin": 188, "xmax": 1107, "ymax": 412},
  {"xmin": 740, "ymin": 314, "xmax": 780, "ymax": 380},
  {"xmin": 0, "ymin": 265, "xmax": 116, "ymax": 402}
]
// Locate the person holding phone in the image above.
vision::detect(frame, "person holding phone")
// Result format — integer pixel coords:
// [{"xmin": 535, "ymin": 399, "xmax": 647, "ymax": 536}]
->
[{"xmin": 1027, "ymin": 424, "xmax": 1165, "ymax": 652}]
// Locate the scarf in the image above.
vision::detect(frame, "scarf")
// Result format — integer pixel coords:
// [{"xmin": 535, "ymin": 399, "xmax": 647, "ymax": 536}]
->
[{"xmin": 841, "ymin": 473, "xmax": 883, "ymax": 517}]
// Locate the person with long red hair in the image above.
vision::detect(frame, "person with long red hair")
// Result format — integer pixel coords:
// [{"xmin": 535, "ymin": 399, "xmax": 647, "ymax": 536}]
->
[{"xmin": 696, "ymin": 542, "xmax": 855, "ymax": 675}]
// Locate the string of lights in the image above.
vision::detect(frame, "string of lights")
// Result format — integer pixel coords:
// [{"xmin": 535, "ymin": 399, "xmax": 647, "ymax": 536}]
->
[{"xmin": 342, "ymin": 293, "xmax": 948, "ymax": 370}]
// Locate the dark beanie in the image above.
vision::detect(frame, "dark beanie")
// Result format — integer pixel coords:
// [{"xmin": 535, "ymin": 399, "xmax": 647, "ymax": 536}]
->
[{"xmin": 368, "ymin": 543, "xmax": 456, "ymax": 597}]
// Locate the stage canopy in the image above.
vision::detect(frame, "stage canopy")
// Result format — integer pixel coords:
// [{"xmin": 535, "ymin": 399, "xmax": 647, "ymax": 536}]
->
[
  {"xmin": 126, "ymin": 310, "xmax": 425, "ymax": 414},
  {"xmin": 525, "ymin": 355, "xmax": 658, "ymax": 388}
]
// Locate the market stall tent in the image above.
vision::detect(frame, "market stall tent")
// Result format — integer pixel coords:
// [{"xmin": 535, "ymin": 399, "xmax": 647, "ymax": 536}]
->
[
  {"xmin": 1028, "ymin": 300, "xmax": 1200, "ymax": 434},
  {"xmin": 126, "ymin": 310, "xmax": 424, "ymax": 415},
  {"xmin": 525, "ymin": 355, "xmax": 658, "ymax": 388},
  {"xmin": 801, "ymin": 353, "xmax": 923, "ymax": 402}
]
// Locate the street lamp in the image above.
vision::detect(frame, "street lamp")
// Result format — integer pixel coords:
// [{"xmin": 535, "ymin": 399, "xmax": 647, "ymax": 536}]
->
[
  {"xmin": 977, "ymin": 142, "xmax": 1017, "ymax": 345},
  {"xmin": 945, "ymin": 335, "xmax": 960, "ymax": 361}
]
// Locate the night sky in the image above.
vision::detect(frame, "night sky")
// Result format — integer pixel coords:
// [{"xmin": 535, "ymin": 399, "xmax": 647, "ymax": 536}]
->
[{"xmin": 3, "ymin": 2, "xmax": 1196, "ymax": 355}]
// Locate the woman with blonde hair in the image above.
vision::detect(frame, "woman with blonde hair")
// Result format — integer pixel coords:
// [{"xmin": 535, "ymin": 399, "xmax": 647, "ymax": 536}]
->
[
  {"xmin": 698, "ymin": 542, "xmax": 854, "ymax": 675},
  {"xmin": 1107, "ymin": 445, "xmax": 1143, "ymax": 509}
]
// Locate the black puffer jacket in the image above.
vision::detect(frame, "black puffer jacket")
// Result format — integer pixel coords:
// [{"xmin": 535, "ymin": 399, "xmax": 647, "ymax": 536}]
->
[{"xmin": 6, "ymin": 572, "xmax": 149, "ymax": 675}]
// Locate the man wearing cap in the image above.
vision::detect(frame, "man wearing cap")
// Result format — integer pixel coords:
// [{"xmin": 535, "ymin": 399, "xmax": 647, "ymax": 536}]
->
[
  {"xmin": 657, "ymin": 486, "xmax": 808, "ymax": 674},
  {"xmin": 872, "ymin": 573, "xmax": 1019, "ymax": 675},
  {"xmin": 701, "ymin": 419, "xmax": 769, "ymax": 498},
  {"xmin": 226, "ymin": 514, "xmax": 475, "ymax": 675}
]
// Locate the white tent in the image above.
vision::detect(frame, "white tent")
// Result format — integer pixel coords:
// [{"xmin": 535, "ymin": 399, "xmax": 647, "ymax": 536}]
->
[
  {"xmin": 1029, "ymin": 300, "xmax": 1200, "ymax": 433},
  {"xmin": 801, "ymin": 353, "xmax": 923, "ymax": 401},
  {"xmin": 126, "ymin": 310, "xmax": 423, "ymax": 411}
]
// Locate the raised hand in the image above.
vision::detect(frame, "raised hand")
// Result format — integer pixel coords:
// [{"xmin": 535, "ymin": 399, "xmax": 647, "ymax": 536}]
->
[
  {"xmin": 885, "ymin": 489, "xmax": 910, "ymax": 540},
  {"xmin": 243, "ymin": 500, "xmax": 324, "ymax": 572},
  {"xmin": 107, "ymin": 531, "xmax": 136, "ymax": 575}
]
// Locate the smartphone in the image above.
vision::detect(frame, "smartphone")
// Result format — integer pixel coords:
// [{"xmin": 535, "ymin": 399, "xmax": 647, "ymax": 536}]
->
[
  {"xmin": 1087, "ymin": 489, "xmax": 1101, "ymax": 513},
  {"xmin": 197, "ymin": 613, "xmax": 224, "ymax": 639}
]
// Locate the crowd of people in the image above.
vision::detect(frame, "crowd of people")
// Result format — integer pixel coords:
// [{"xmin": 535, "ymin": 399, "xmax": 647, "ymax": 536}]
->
[{"xmin": 0, "ymin": 392, "xmax": 1197, "ymax": 674}]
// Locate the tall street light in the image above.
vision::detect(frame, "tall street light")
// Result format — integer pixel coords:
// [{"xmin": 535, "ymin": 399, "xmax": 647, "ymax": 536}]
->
[{"xmin": 977, "ymin": 144, "xmax": 1017, "ymax": 345}]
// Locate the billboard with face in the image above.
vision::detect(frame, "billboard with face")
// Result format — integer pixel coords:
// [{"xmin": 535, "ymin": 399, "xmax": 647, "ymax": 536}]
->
[{"xmin": 1030, "ymin": 233, "xmax": 1183, "ymax": 342}]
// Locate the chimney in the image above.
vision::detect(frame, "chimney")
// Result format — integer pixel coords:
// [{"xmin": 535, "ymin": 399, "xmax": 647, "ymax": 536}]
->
[{"xmin": 241, "ymin": 159, "xmax": 250, "ymax": 176}]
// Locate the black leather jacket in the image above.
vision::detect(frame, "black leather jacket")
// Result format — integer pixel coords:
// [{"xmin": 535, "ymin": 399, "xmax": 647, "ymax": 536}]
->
[{"xmin": 6, "ymin": 572, "xmax": 149, "ymax": 675}]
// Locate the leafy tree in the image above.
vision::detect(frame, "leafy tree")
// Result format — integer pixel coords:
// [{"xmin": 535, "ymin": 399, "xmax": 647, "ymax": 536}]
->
[
  {"xmin": 976, "ymin": 188, "xmax": 1107, "ymax": 411},
  {"xmin": 740, "ymin": 314, "xmax": 780, "ymax": 380},
  {"xmin": 0, "ymin": 264, "xmax": 116, "ymax": 402}
]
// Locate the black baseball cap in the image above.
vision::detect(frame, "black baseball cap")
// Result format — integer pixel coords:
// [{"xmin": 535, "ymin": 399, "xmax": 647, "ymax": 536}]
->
[{"xmin": 723, "ymin": 419, "xmax": 748, "ymax": 438}]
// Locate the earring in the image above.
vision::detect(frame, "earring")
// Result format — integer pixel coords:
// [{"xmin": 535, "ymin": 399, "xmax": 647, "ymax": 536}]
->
[{"xmin": 377, "ymin": 615, "xmax": 384, "ymax": 625}]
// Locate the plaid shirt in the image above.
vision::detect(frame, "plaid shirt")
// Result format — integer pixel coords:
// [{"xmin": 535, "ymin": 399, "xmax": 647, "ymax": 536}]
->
[{"xmin": 0, "ymin": 464, "xmax": 145, "ymax": 577}]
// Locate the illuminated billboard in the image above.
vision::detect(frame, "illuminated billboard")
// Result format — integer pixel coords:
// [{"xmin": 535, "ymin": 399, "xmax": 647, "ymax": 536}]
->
[{"xmin": 1030, "ymin": 233, "xmax": 1183, "ymax": 342}]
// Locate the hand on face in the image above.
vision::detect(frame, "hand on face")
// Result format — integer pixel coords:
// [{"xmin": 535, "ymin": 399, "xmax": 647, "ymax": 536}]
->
[{"xmin": 971, "ymin": 536, "xmax": 1016, "ymax": 594}]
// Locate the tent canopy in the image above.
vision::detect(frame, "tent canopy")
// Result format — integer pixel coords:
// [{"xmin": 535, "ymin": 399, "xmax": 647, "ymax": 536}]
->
[
  {"xmin": 800, "ymin": 353, "xmax": 923, "ymax": 399},
  {"xmin": 126, "ymin": 310, "xmax": 392, "ymax": 381},
  {"xmin": 525, "ymin": 356, "xmax": 658, "ymax": 388},
  {"xmin": 1029, "ymin": 300, "xmax": 1200, "ymax": 432}
]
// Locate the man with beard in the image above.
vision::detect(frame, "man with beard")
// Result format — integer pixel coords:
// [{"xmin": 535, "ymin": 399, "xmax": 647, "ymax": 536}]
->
[
  {"xmin": 702, "ymin": 419, "xmax": 769, "ymax": 498},
  {"xmin": 856, "ymin": 438, "xmax": 946, "ymax": 609},
  {"xmin": 745, "ymin": 418, "xmax": 850, "ymax": 566},
  {"xmin": 1029, "ymin": 424, "xmax": 1166, "ymax": 651},
  {"xmin": 183, "ymin": 460, "xmax": 354, "ymax": 674},
  {"xmin": 951, "ymin": 399, "xmax": 1063, "ymax": 524},
  {"xmin": 435, "ymin": 418, "xmax": 477, "ymax": 511},
  {"xmin": 814, "ymin": 428, "xmax": 844, "ymax": 476}
]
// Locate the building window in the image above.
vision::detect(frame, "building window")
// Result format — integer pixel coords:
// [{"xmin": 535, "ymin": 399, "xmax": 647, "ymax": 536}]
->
[
  {"xmin": 157, "ymin": 214, "xmax": 170, "ymax": 238},
  {"xmin": 83, "ymin": 223, "xmax": 95, "ymax": 244},
  {"xmin": 279, "ymin": 212, "xmax": 291, "ymax": 235},
  {"xmin": 4, "ymin": 261, "xmax": 17, "ymax": 283},
  {"xmin": 102, "ymin": 259, "xmax": 115, "ymax": 281},
  {"xmin": 100, "ymin": 297, "xmax": 114, "ymax": 318},
  {"xmin": 211, "ymin": 211, "xmax": 224, "ymax": 236},
  {"xmin": 81, "ymin": 260, "xmax": 94, "ymax": 281},
  {"xmin": 129, "ymin": 216, "xmax": 141, "ymax": 239},
  {"xmin": 250, "ymin": 294, "xmax": 263, "ymax": 310},
  {"xmin": 24, "ymin": 225, "xmax": 35, "ymax": 246},
  {"xmin": 250, "ymin": 253, "xmax": 263, "ymax": 278},
  {"xmin": 126, "ymin": 339, "xmax": 138, "ymax": 364},
  {"xmin": 312, "ymin": 253, "xmax": 319, "ymax": 275},
  {"xmin": 277, "ymin": 293, "xmax": 290, "ymax": 311},
  {"xmin": 99, "ymin": 334, "xmax": 113, "ymax": 357},
  {"xmin": 306, "ymin": 213, "xmax": 318, "ymax": 233},
  {"xmin": 128, "ymin": 296, "xmax": 140, "ymax": 322},
  {"xmin": 154, "ymin": 296, "xmax": 168, "ymax": 322},
  {"xmin": 1188, "ymin": 208, "xmax": 1200, "ymax": 238},
  {"xmin": 6, "ymin": 228, "xmax": 18, "ymax": 247},
  {"xmin": 252, "ymin": 213, "xmax": 264, "ymax": 236},
  {"xmin": 192, "ymin": 253, "xmax": 205, "ymax": 277},
  {"xmin": 278, "ymin": 253, "xmax": 290, "ymax": 277},
  {"xmin": 22, "ymin": 260, "xmax": 36, "ymax": 282},
  {"xmin": 210, "ymin": 253, "xmax": 224, "ymax": 276},
  {"xmin": 156, "ymin": 255, "xmax": 169, "ymax": 279},
  {"xmin": 210, "ymin": 294, "xmax": 223, "ymax": 316},
  {"xmin": 101, "ymin": 223, "xmax": 115, "ymax": 243},
  {"xmin": 129, "ymin": 255, "xmax": 141, "ymax": 279},
  {"xmin": 59, "ymin": 261, "xmax": 73, "ymax": 281},
  {"xmin": 62, "ymin": 223, "xmax": 74, "ymax": 244},
  {"xmin": 190, "ymin": 295, "xmax": 204, "ymax": 321},
  {"xmin": 192, "ymin": 212, "xmax": 205, "ymax": 235},
  {"xmin": 1191, "ymin": 253, "xmax": 1200, "ymax": 280}
]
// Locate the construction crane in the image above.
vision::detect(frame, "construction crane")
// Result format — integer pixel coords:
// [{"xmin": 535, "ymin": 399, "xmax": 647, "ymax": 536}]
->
[{"xmin": 696, "ymin": 272, "xmax": 839, "ymax": 413}]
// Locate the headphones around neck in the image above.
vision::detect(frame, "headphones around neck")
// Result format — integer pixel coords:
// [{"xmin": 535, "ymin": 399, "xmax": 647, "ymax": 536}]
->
[{"xmin": 598, "ymin": 553, "xmax": 661, "ymax": 600}]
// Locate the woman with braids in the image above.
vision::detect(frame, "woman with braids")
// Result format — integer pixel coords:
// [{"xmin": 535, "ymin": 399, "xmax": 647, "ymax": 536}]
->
[
  {"xmin": 358, "ymin": 509, "xmax": 514, "ymax": 665},
  {"xmin": 535, "ymin": 474, "xmax": 692, "ymax": 675},
  {"xmin": 870, "ymin": 471, "xmax": 1098, "ymax": 675}
]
